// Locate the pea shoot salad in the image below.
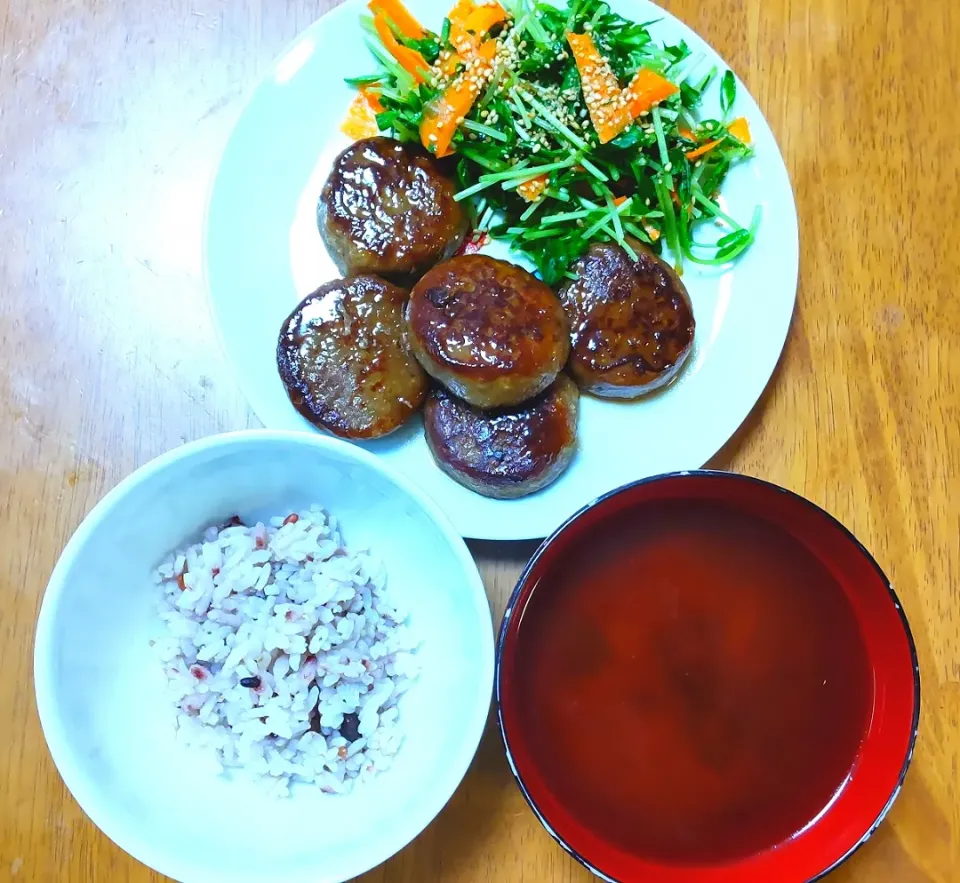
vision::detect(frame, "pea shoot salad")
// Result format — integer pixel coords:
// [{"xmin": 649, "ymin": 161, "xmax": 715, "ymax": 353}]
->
[{"xmin": 348, "ymin": 0, "xmax": 758, "ymax": 285}]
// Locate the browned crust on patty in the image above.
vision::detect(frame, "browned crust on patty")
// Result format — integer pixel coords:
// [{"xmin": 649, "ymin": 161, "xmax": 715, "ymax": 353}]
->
[
  {"xmin": 559, "ymin": 242, "xmax": 695, "ymax": 398},
  {"xmin": 318, "ymin": 137, "xmax": 466, "ymax": 280},
  {"xmin": 424, "ymin": 375, "xmax": 579, "ymax": 499},
  {"xmin": 277, "ymin": 275, "xmax": 427, "ymax": 439},
  {"xmin": 406, "ymin": 255, "xmax": 570, "ymax": 409}
]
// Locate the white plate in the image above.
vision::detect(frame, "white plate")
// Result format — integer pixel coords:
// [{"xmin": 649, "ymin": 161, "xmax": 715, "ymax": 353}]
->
[{"xmin": 205, "ymin": 0, "xmax": 799, "ymax": 540}]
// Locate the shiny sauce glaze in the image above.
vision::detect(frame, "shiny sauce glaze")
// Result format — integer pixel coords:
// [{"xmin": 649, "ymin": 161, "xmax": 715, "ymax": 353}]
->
[
  {"xmin": 560, "ymin": 242, "xmax": 695, "ymax": 396},
  {"xmin": 276, "ymin": 275, "xmax": 426, "ymax": 439},
  {"xmin": 424, "ymin": 375, "xmax": 578, "ymax": 495},
  {"xmin": 318, "ymin": 137, "xmax": 465, "ymax": 277},
  {"xmin": 510, "ymin": 499, "xmax": 872, "ymax": 864},
  {"xmin": 407, "ymin": 255, "xmax": 569, "ymax": 381}
]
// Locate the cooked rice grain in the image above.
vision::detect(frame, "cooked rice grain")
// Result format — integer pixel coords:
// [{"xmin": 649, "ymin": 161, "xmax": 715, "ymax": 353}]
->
[{"xmin": 152, "ymin": 506, "xmax": 419, "ymax": 796}]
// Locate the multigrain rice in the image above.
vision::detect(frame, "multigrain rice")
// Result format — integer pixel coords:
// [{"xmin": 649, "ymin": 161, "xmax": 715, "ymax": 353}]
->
[{"xmin": 152, "ymin": 506, "xmax": 419, "ymax": 796}]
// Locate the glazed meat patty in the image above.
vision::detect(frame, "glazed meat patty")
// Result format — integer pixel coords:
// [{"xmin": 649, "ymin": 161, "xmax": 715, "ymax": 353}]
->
[
  {"xmin": 424, "ymin": 376, "xmax": 579, "ymax": 499},
  {"xmin": 406, "ymin": 255, "xmax": 570, "ymax": 409},
  {"xmin": 559, "ymin": 242, "xmax": 695, "ymax": 398},
  {"xmin": 318, "ymin": 137, "xmax": 466, "ymax": 279},
  {"xmin": 277, "ymin": 275, "xmax": 427, "ymax": 439}
]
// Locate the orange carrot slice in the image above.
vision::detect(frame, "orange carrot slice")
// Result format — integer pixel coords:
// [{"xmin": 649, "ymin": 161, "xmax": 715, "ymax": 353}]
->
[
  {"xmin": 566, "ymin": 32, "xmax": 631, "ymax": 143},
  {"xmin": 361, "ymin": 86, "xmax": 385, "ymax": 114},
  {"xmin": 421, "ymin": 39, "xmax": 498, "ymax": 157},
  {"xmin": 368, "ymin": 0, "xmax": 425, "ymax": 39},
  {"xmin": 624, "ymin": 67, "xmax": 679, "ymax": 118},
  {"xmin": 447, "ymin": 0, "xmax": 475, "ymax": 28},
  {"xmin": 374, "ymin": 13, "xmax": 429, "ymax": 82},
  {"xmin": 446, "ymin": 0, "xmax": 477, "ymax": 60},
  {"xmin": 685, "ymin": 138, "xmax": 722, "ymax": 160},
  {"xmin": 517, "ymin": 174, "xmax": 548, "ymax": 202},
  {"xmin": 449, "ymin": 0, "xmax": 506, "ymax": 47},
  {"xmin": 461, "ymin": 2, "xmax": 507, "ymax": 45},
  {"xmin": 685, "ymin": 117, "xmax": 753, "ymax": 160},
  {"xmin": 442, "ymin": 0, "xmax": 507, "ymax": 75},
  {"xmin": 341, "ymin": 92, "xmax": 380, "ymax": 140},
  {"xmin": 566, "ymin": 34, "xmax": 680, "ymax": 142},
  {"xmin": 727, "ymin": 116, "xmax": 752, "ymax": 144}
]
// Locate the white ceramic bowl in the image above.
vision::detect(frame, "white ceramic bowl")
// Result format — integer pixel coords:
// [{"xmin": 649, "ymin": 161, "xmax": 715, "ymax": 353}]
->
[{"xmin": 34, "ymin": 430, "xmax": 494, "ymax": 883}]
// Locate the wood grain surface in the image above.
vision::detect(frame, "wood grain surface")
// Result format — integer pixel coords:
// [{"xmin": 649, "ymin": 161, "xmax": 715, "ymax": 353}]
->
[{"xmin": 1, "ymin": 0, "xmax": 958, "ymax": 879}]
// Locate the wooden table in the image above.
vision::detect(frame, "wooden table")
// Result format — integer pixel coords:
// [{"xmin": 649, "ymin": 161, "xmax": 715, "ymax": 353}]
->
[{"xmin": 1, "ymin": 0, "xmax": 958, "ymax": 879}]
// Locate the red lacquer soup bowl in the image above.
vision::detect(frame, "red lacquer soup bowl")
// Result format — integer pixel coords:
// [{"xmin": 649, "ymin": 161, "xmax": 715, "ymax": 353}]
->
[{"xmin": 496, "ymin": 472, "xmax": 920, "ymax": 883}]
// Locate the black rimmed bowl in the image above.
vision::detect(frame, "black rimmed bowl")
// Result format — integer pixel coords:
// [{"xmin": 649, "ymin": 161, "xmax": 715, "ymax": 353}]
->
[{"xmin": 496, "ymin": 472, "xmax": 920, "ymax": 883}]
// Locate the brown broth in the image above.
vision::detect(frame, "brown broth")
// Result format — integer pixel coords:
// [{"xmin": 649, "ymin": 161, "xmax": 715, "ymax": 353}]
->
[{"xmin": 512, "ymin": 499, "xmax": 873, "ymax": 864}]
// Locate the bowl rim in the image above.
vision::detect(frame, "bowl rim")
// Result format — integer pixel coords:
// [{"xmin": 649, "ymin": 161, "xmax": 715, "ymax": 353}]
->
[
  {"xmin": 495, "ymin": 469, "xmax": 921, "ymax": 883},
  {"xmin": 33, "ymin": 428, "xmax": 495, "ymax": 883}
]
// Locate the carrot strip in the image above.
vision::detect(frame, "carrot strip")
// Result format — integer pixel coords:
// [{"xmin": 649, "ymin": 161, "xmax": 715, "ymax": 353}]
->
[
  {"xmin": 685, "ymin": 117, "xmax": 753, "ymax": 160},
  {"xmin": 443, "ymin": 0, "xmax": 507, "ymax": 74},
  {"xmin": 439, "ymin": 51, "xmax": 460, "ymax": 77},
  {"xmin": 447, "ymin": 0, "xmax": 475, "ymax": 27},
  {"xmin": 624, "ymin": 67, "xmax": 679, "ymax": 118},
  {"xmin": 342, "ymin": 91, "xmax": 380, "ymax": 140},
  {"xmin": 461, "ymin": 1, "xmax": 507, "ymax": 45},
  {"xmin": 368, "ymin": 0, "xmax": 425, "ymax": 39},
  {"xmin": 374, "ymin": 13, "xmax": 429, "ymax": 81},
  {"xmin": 685, "ymin": 138, "xmax": 722, "ymax": 160},
  {"xmin": 566, "ymin": 32, "xmax": 631, "ymax": 143},
  {"xmin": 517, "ymin": 174, "xmax": 548, "ymax": 202},
  {"xmin": 727, "ymin": 116, "xmax": 752, "ymax": 144},
  {"xmin": 567, "ymin": 36, "xmax": 680, "ymax": 142},
  {"xmin": 421, "ymin": 39, "xmax": 498, "ymax": 157},
  {"xmin": 361, "ymin": 86, "xmax": 385, "ymax": 114},
  {"xmin": 449, "ymin": 0, "xmax": 506, "ymax": 46},
  {"xmin": 613, "ymin": 194, "xmax": 628, "ymax": 206},
  {"xmin": 446, "ymin": 0, "xmax": 476, "ymax": 59}
]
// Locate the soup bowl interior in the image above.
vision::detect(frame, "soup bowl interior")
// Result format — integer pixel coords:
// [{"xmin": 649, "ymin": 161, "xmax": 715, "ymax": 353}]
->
[
  {"xmin": 35, "ymin": 431, "xmax": 494, "ymax": 883},
  {"xmin": 497, "ymin": 472, "xmax": 919, "ymax": 883}
]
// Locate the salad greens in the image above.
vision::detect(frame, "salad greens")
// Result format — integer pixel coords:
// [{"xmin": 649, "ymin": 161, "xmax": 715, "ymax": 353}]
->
[{"xmin": 352, "ymin": 0, "xmax": 757, "ymax": 285}]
